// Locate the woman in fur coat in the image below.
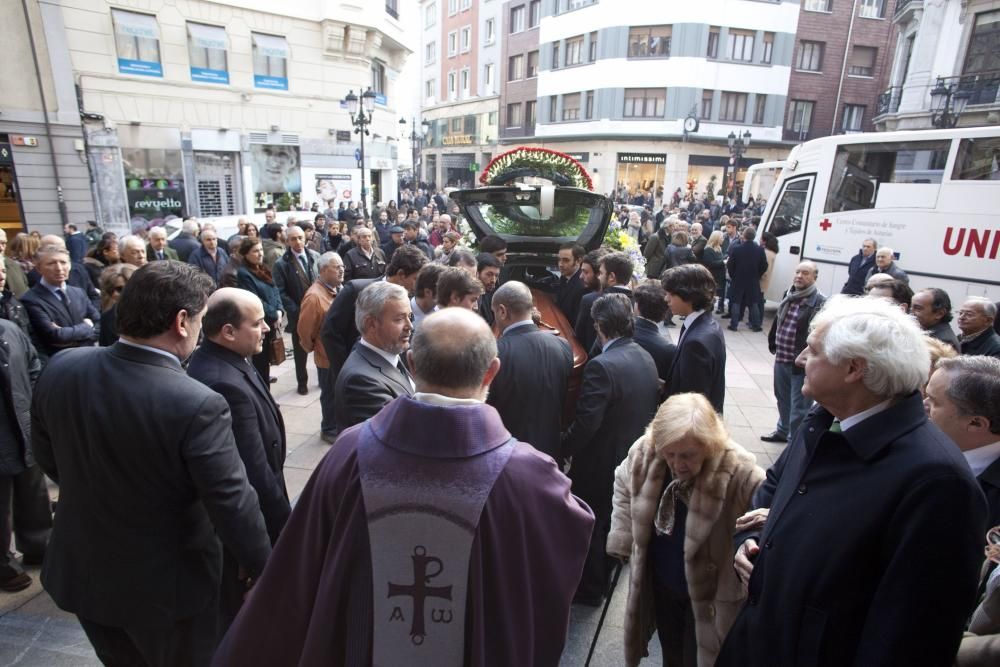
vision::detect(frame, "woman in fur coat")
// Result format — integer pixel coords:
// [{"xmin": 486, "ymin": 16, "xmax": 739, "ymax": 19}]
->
[{"xmin": 607, "ymin": 392, "xmax": 764, "ymax": 666}]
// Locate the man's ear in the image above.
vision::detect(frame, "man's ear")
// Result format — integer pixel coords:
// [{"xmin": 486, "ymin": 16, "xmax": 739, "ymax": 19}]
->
[
  {"xmin": 482, "ymin": 357, "xmax": 501, "ymax": 388},
  {"xmin": 844, "ymin": 357, "xmax": 867, "ymax": 385}
]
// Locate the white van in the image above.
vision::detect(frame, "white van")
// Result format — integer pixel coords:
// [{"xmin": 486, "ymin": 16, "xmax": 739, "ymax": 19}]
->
[{"xmin": 755, "ymin": 127, "xmax": 1000, "ymax": 312}]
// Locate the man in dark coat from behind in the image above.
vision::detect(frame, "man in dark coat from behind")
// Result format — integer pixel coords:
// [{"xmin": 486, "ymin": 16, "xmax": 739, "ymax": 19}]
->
[{"xmin": 725, "ymin": 226, "xmax": 768, "ymax": 332}]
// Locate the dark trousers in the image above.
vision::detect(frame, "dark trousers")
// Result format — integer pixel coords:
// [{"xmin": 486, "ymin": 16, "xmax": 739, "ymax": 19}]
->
[
  {"xmin": 317, "ymin": 366, "xmax": 336, "ymax": 435},
  {"xmin": 251, "ymin": 329, "xmax": 274, "ymax": 390},
  {"xmin": 715, "ymin": 277, "xmax": 727, "ymax": 312},
  {"xmin": 0, "ymin": 465, "xmax": 52, "ymax": 580},
  {"xmin": 290, "ymin": 329, "xmax": 308, "ymax": 387},
  {"xmin": 728, "ymin": 292, "xmax": 762, "ymax": 329},
  {"xmin": 78, "ymin": 603, "xmax": 218, "ymax": 667},
  {"xmin": 576, "ymin": 511, "xmax": 613, "ymax": 601},
  {"xmin": 653, "ymin": 583, "xmax": 697, "ymax": 667}
]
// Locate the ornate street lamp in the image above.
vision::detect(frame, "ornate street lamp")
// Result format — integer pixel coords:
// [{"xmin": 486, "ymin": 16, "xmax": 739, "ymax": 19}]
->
[
  {"xmin": 399, "ymin": 117, "xmax": 431, "ymax": 187},
  {"xmin": 929, "ymin": 78, "xmax": 972, "ymax": 129},
  {"xmin": 345, "ymin": 87, "xmax": 378, "ymax": 218},
  {"xmin": 727, "ymin": 130, "xmax": 752, "ymax": 198}
]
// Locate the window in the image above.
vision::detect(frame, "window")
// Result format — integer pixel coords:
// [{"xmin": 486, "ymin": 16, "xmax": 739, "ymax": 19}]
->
[
  {"xmin": 450, "ymin": 118, "xmax": 463, "ymax": 133},
  {"xmin": 585, "ymin": 90, "xmax": 594, "ymax": 119},
  {"xmin": 628, "ymin": 25, "xmax": 672, "ymax": 58},
  {"xmin": 562, "ymin": 93, "xmax": 581, "ymax": 120},
  {"xmin": 786, "ymin": 100, "xmax": 814, "ymax": 135},
  {"xmin": 559, "ymin": 0, "xmax": 596, "ymax": 11},
  {"xmin": 589, "ymin": 32, "xmax": 598, "ymax": 61},
  {"xmin": 526, "ymin": 100, "xmax": 537, "ymax": 126},
  {"xmin": 187, "ymin": 23, "xmax": 228, "ymax": 84},
  {"xmin": 754, "ymin": 95, "xmax": 767, "ymax": 124},
  {"xmin": 460, "ymin": 26, "xmax": 471, "ymax": 53},
  {"xmin": 953, "ymin": 137, "xmax": 1000, "ymax": 180},
  {"xmin": 728, "ymin": 30, "xmax": 755, "ymax": 62},
  {"xmin": 847, "ymin": 46, "xmax": 876, "ymax": 77},
  {"xmin": 507, "ymin": 103, "xmax": 523, "ymax": 128},
  {"xmin": 112, "ymin": 10, "xmax": 162, "ymax": 76},
  {"xmin": 707, "ymin": 27, "xmax": 719, "ymax": 59},
  {"xmin": 510, "ymin": 5, "xmax": 525, "ymax": 33},
  {"xmin": 371, "ymin": 61, "xmax": 386, "ymax": 95},
  {"xmin": 448, "ymin": 31, "xmax": 458, "ymax": 56},
  {"xmin": 720, "ymin": 92, "xmax": 747, "ymax": 122},
  {"xmin": 623, "ymin": 88, "xmax": 665, "ymax": 118},
  {"xmin": 386, "ymin": 0, "xmax": 399, "ymax": 19},
  {"xmin": 448, "ymin": 71, "xmax": 457, "ymax": 99},
  {"xmin": 701, "ymin": 90, "xmax": 714, "ymax": 119},
  {"xmin": 425, "ymin": 3, "xmax": 437, "ymax": 28},
  {"xmin": 549, "ymin": 96, "xmax": 557, "ymax": 122},
  {"xmin": 508, "ymin": 54, "xmax": 524, "ymax": 81},
  {"xmin": 566, "ymin": 36, "xmax": 584, "ymax": 65},
  {"xmin": 425, "ymin": 79, "xmax": 436, "ymax": 100},
  {"xmin": 963, "ymin": 10, "xmax": 1000, "ymax": 76},
  {"xmin": 804, "ymin": 0, "xmax": 831, "ymax": 11},
  {"xmin": 527, "ymin": 51, "xmax": 539, "ymax": 77},
  {"xmin": 251, "ymin": 33, "xmax": 289, "ymax": 90},
  {"xmin": 552, "ymin": 42, "xmax": 560, "ymax": 69},
  {"xmin": 448, "ymin": 0, "xmax": 457, "ymax": 15},
  {"xmin": 797, "ymin": 41, "xmax": 824, "ymax": 72},
  {"xmin": 859, "ymin": 0, "xmax": 885, "ymax": 19},
  {"xmin": 529, "ymin": 0, "xmax": 541, "ymax": 27},
  {"xmin": 425, "ymin": 41, "xmax": 436, "ymax": 64},
  {"xmin": 460, "ymin": 68, "xmax": 470, "ymax": 97},
  {"xmin": 825, "ymin": 141, "xmax": 950, "ymax": 213},
  {"xmin": 488, "ymin": 111, "xmax": 498, "ymax": 125},
  {"xmin": 842, "ymin": 104, "xmax": 865, "ymax": 132},
  {"xmin": 770, "ymin": 178, "xmax": 811, "ymax": 238},
  {"xmin": 460, "ymin": 0, "xmax": 471, "ymax": 9},
  {"xmin": 762, "ymin": 33, "xmax": 774, "ymax": 64},
  {"xmin": 485, "ymin": 18, "xmax": 495, "ymax": 44},
  {"xmin": 484, "ymin": 63, "xmax": 495, "ymax": 93}
]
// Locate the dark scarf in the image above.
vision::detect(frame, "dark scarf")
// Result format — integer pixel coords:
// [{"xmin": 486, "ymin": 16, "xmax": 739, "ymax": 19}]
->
[
  {"xmin": 777, "ymin": 283, "xmax": 818, "ymax": 324},
  {"xmin": 249, "ymin": 263, "xmax": 273, "ymax": 285}
]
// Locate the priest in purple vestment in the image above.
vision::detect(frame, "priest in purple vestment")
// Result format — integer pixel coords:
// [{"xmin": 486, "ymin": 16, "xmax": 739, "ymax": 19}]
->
[{"xmin": 213, "ymin": 308, "xmax": 595, "ymax": 666}]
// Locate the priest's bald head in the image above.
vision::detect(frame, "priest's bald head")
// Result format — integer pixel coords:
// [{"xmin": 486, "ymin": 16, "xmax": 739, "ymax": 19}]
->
[{"xmin": 408, "ymin": 308, "xmax": 501, "ymax": 401}]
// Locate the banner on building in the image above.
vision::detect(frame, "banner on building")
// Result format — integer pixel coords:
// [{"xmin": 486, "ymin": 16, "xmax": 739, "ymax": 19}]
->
[{"xmin": 251, "ymin": 145, "xmax": 301, "ymax": 194}]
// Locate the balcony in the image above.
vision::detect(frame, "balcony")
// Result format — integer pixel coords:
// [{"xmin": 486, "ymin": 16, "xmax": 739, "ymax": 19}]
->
[
  {"xmin": 875, "ymin": 86, "xmax": 902, "ymax": 116},
  {"xmin": 894, "ymin": 0, "xmax": 918, "ymax": 16},
  {"xmin": 946, "ymin": 70, "xmax": 1000, "ymax": 107},
  {"xmin": 782, "ymin": 128, "xmax": 820, "ymax": 142}
]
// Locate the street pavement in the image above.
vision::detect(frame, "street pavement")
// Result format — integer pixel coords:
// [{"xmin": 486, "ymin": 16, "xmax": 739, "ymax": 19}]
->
[{"xmin": 0, "ymin": 308, "xmax": 783, "ymax": 666}]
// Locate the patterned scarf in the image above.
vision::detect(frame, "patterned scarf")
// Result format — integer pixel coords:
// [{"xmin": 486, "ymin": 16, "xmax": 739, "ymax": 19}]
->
[{"xmin": 653, "ymin": 478, "xmax": 694, "ymax": 536}]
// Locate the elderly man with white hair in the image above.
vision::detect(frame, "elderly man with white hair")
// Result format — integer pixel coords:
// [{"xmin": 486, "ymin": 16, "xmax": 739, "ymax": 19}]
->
[
  {"xmin": 169, "ymin": 217, "xmax": 201, "ymax": 262},
  {"xmin": 146, "ymin": 226, "xmax": 178, "ymax": 261},
  {"xmin": 718, "ymin": 295, "xmax": 987, "ymax": 667},
  {"xmin": 958, "ymin": 297, "xmax": 1000, "ymax": 359},
  {"xmin": 864, "ymin": 246, "xmax": 909, "ymax": 284},
  {"xmin": 118, "ymin": 235, "xmax": 147, "ymax": 268}
]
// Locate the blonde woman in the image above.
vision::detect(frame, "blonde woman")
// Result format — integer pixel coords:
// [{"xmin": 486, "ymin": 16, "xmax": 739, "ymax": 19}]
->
[
  {"xmin": 608, "ymin": 393, "xmax": 764, "ymax": 667},
  {"xmin": 700, "ymin": 231, "xmax": 726, "ymax": 313}
]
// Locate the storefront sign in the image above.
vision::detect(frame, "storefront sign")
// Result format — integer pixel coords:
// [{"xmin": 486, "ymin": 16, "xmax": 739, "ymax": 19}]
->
[
  {"xmin": 564, "ymin": 152, "xmax": 589, "ymax": 163},
  {"xmin": 118, "ymin": 58, "xmax": 163, "ymax": 77},
  {"xmin": 254, "ymin": 75, "xmax": 288, "ymax": 91},
  {"xmin": 10, "ymin": 136, "xmax": 38, "ymax": 147},
  {"xmin": 443, "ymin": 135, "xmax": 474, "ymax": 146},
  {"xmin": 191, "ymin": 67, "xmax": 229, "ymax": 84},
  {"xmin": 618, "ymin": 152, "xmax": 666, "ymax": 164},
  {"xmin": 0, "ymin": 144, "xmax": 13, "ymax": 164},
  {"xmin": 126, "ymin": 179, "xmax": 185, "ymax": 220}
]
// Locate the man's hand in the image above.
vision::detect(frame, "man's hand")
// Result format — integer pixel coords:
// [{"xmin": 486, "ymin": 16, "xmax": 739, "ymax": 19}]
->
[
  {"xmin": 734, "ymin": 538, "xmax": 759, "ymax": 587},
  {"xmin": 735, "ymin": 508, "xmax": 770, "ymax": 533},
  {"xmin": 83, "ymin": 318, "xmax": 94, "ymax": 328}
]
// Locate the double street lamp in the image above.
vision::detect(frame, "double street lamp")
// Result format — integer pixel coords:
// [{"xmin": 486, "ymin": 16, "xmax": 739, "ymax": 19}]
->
[
  {"xmin": 398, "ymin": 117, "xmax": 431, "ymax": 188},
  {"xmin": 929, "ymin": 78, "xmax": 972, "ymax": 129},
  {"xmin": 345, "ymin": 86, "xmax": 377, "ymax": 219},
  {"xmin": 727, "ymin": 130, "xmax": 752, "ymax": 198}
]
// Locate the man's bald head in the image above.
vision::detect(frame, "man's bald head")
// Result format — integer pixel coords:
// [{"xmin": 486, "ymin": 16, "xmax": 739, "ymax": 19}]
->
[
  {"xmin": 39, "ymin": 234, "xmax": 65, "ymax": 249},
  {"xmin": 203, "ymin": 288, "xmax": 264, "ymax": 340},
  {"xmin": 410, "ymin": 308, "xmax": 499, "ymax": 398},
  {"xmin": 491, "ymin": 281, "xmax": 534, "ymax": 330}
]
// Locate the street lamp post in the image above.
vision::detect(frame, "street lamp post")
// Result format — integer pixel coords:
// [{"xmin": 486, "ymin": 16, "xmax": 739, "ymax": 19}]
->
[
  {"xmin": 345, "ymin": 87, "xmax": 377, "ymax": 219},
  {"xmin": 929, "ymin": 78, "xmax": 972, "ymax": 129},
  {"xmin": 398, "ymin": 117, "xmax": 431, "ymax": 188},
  {"xmin": 727, "ymin": 130, "xmax": 752, "ymax": 200}
]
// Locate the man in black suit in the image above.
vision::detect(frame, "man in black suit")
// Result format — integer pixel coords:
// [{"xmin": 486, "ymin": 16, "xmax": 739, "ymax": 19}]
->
[
  {"xmin": 958, "ymin": 297, "xmax": 1000, "ymax": 359},
  {"xmin": 725, "ymin": 226, "xmax": 768, "ymax": 332},
  {"xmin": 320, "ymin": 245, "xmax": 426, "ymax": 384},
  {"xmin": 632, "ymin": 280, "xmax": 676, "ymax": 391},
  {"xmin": 575, "ymin": 251, "xmax": 633, "ymax": 357},
  {"xmin": 333, "ymin": 281, "xmax": 415, "ymax": 431},
  {"xmin": 572, "ymin": 249, "xmax": 608, "ymax": 354},
  {"xmin": 273, "ymin": 225, "xmax": 321, "ymax": 395},
  {"xmin": 488, "ymin": 281, "xmax": 573, "ymax": 459},
  {"xmin": 476, "ymin": 253, "xmax": 501, "ymax": 326},
  {"xmin": 27, "ymin": 234, "xmax": 100, "ymax": 308},
  {"xmin": 555, "ymin": 242, "xmax": 586, "ymax": 326},
  {"xmin": 169, "ymin": 218, "xmax": 202, "ymax": 262},
  {"xmin": 31, "ymin": 261, "xmax": 270, "ymax": 666},
  {"xmin": 187, "ymin": 288, "xmax": 291, "ymax": 632},
  {"xmin": 20, "ymin": 244, "xmax": 100, "ymax": 359},
  {"xmin": 661, "ymin": 264, "xmax": 727, "ymax": 413},
  {"xmin": 63, "ymin": 223, "xmax": 88, "ymax": 264},
  {"xmin": 720, "ymin": 295, "xmax": 987, "ymax": 667},
  {"xmin": 925, "ymin": 355, "xmax": 1000, "ymax": 527},
  {"xmin": 562, "ymin": 293, "xmax": 659, "ymax": 605},
  {"xmin": 840, "ymin": 238, "xmax": 877, "ymax": 295}
]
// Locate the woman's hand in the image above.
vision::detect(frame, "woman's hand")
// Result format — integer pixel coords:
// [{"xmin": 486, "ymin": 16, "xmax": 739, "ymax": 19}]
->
[{"xmin": 734, "ymin": 508, "xmax": 770, "ymax": 533}]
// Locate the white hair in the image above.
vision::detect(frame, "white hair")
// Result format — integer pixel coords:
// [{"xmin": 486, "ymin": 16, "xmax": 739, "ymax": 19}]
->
[
  {"xmin": 148, "ymin": 226, "xmax": 167, "ymax": 239},
  {"xmin": 965, "ymin": 296, "xmax": 997, "ymax": 319},
  {"xmin": 876, "ymin": 247, "xmax": 894, "ymax": 257},
  {"xmin": 119, "ymin": 234, "xmax": 145, "ymax": 251},
  {"xmin": 316, "ymin": 251, "xmax": 342, "ymax": 271},
  {"xmin": 810, "ymin": 295, "xmax": 929, "ymax": 398},
  {"xmin": 182, "ymin": 218, "xmax": 200, "ymax": 235},
  {"xmin": 355, "ymin": 281, "xmax": 408, "ymax": 332}
]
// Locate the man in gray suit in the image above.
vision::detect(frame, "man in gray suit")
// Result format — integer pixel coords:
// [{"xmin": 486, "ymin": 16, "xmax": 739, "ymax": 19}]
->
[
  {"xmin": 333, "ymin": 281, "xmax": 414, "ymax": 432},
  {"xmin": 31, "ymin": 261, "xmax": 271, "ymax": 667}
]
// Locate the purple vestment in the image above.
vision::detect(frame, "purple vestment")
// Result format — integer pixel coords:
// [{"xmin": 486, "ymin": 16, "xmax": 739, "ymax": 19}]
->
[{"xmin": 213, "ymin": 396, "xmax": 595, "ymax": 666}]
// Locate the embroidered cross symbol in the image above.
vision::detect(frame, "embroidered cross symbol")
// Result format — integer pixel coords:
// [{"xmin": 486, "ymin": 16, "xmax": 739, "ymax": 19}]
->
[
  {"xmin": 819, "ymin": 218, "xmax": 832, "ymax": 231},
  {"xmin": 388, "ymin": 546, "xmax": 453, "ymax": 644}
]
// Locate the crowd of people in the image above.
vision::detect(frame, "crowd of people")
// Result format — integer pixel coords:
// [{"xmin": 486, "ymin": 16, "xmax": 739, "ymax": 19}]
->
[{"xmin": 0, "ymin": 180, "xmax": 998, "ymax": 667}]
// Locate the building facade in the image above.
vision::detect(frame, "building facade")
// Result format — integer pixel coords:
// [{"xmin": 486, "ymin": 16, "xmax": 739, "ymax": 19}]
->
[
  {"xmin": 419, "ymin": 0, "xmax": 501, "ymax": 189},
  {"xmin": 874, "ymin": 0, "xmax": 1000, "ymax": 131},
  {"xmin": 499, "ymin": 0, "xmax": 542, "ymax": 142},
  {"xmin": 496, "ymin": 0, "xmax": 802, "ymax": 203},
  {"xmin": 60, "ymin": 0, "xmax": 410, "ymax": 235},
  {"xmin": 784, "ymin": 0, "xmax": 898, "ymax": 141},
  {"xmin": 1, "ymin": 0, "xmax": 95, "ymax": 236}
]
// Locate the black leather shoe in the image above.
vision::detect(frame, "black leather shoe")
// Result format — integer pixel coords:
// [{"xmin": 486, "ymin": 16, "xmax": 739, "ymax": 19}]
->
[
  {"xmin": 727, "ymin": 325, "xmax": 738, "ymax": 332},
  {"xmin": 21, "ymin": 553, "xmax": 44, "ymax": 567},
  {"xmin": 269, "ymin": 376, "xmax": 278, "ymax": 384},
  {"xmin": 572, "ymin": 593, "xmax": 604, "ymax": 607},
  {"xmin": 0, "ymin": 573, "xmax": 31, "ymax": 592},
  {"xmin": 750, "ymin": 326, "xmax": 763, "ymax": 332},
  {"xmin": 721, "ymin": 312, "xmax": 732, "ymax": 319},
  {"xmin": 297, "ymin": 384, "xmax": 308, "ymax": 396},
  {"xmin": 760, "ymin": 431, "xmax": 788, "ymax": 443}
]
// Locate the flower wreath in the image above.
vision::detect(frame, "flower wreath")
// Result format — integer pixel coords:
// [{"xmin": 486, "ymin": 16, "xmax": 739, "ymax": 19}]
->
[{"xmin": 479, "ymin": 147, "xmax": 594, "ymax": 191}]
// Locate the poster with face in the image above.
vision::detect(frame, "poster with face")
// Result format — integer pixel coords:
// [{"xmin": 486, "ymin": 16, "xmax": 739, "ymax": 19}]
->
[
  {"xmin": 300, "ymin": 168, "xmax": 359, "ymax": 210},
  {"xmin": 251, "ymin": 144, "xmax": 301, "ymax": 194}
]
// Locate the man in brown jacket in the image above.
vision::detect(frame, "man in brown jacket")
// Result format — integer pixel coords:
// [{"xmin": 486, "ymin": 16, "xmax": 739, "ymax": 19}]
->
[{"xmin": 296, "ymin": 252, "xmax": 344, "ymax": 442}]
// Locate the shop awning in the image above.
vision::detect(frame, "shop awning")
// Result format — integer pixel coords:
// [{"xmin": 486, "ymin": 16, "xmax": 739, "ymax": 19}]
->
[
  {"xmin": 188, "ymin": 22, "xmax": 228, "ymax": 51},
  {"xmin": 252, "ymin": 33, "xmax": 289, "ymax": 59},
  {"xmin": 112, "ymin": 9, "xmax": 160, "ymax": 40}
]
